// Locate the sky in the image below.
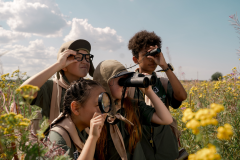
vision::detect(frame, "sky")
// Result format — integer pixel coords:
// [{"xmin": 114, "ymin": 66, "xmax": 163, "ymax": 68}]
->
[{"xmin": 0, "ymin": 0, "xmax": 240, "ymax": 80}]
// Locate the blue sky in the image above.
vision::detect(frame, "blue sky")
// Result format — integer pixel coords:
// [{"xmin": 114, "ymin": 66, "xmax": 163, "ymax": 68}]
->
[{"xmin": 0, "ymin": 0, "xmax": 240, "ymax": 80}]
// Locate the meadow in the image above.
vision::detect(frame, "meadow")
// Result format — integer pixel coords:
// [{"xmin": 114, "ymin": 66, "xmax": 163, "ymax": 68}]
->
[
  {"xmin": 0, "ymin": 12, "xmax": 239, "ymax": 160},
  {"xmin": 0, "ymin": 66, "xmax": 239, "ymax": 159}
]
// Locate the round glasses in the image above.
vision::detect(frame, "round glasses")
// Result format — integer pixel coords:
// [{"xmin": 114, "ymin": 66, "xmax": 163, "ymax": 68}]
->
[{"xmin": 74, "ymin": 52, "xmax": 94, "ymax": 63}]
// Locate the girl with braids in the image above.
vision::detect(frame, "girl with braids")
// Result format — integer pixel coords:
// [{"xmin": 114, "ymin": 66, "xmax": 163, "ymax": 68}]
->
[
  {"xmin": 44, "ymin": 79, "xmax": 107, "ymax": 160},
  {"xmin": 92, "ymin": 60, "xmax": 173, "ymax": 160}
]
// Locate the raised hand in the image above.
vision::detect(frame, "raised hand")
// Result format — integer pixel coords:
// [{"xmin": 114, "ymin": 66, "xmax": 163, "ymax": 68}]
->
[
  {"xmin": 57, "ymin": 49, "xmax": 78, "ymax": 69},
  {"xmin": 146, "ymin": 45, "xmax": 168, "ymax": 69},
  {"xmin": 89, "ymin": 112, "xmax": 107, "ymax": 139}
]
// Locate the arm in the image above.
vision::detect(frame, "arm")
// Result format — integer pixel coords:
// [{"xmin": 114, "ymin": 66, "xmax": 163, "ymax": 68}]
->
[
  {"xmin": 163, "ymin": 66, "xmax": 187, "ymax": 101},
  {"xmin": 147, "ymin": 45, "xmax": 187, "ymax": 101},
  {"xmin": 21, "ymin": 49, "xmax": 77, "ymax": 99},
  {"xmin": 78, "ymin": 136, "xmax": 98, "ymax": 160},
  {"xmin": 144, "ymin": 86, "xmax": 173, "ymax": 125},
  {"xmin": 78, "ymin": 113, "xmax": 107, "ymax": 160}
]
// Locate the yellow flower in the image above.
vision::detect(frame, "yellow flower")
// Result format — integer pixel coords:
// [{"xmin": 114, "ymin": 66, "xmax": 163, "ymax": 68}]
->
[
  {"xmin": 15, "ymin": 114, "xmax": 24, "ymax": 119},
  {"xmin": 0, "ymin": 153, "xmax": 6, "ymax": 158},
  {"xmin": 23, "ymin": 95, "xmax": 29, "ymax": 99},
  {"xmin": 22, "ymin": 118, "xmax": 31, "ymax": 122},
  {"xmin": 19, "ymin": 122, "xmax": 29, "ymax": 126},
  {"xmin": 217, "ymin": 124, "xmax": 233, "ymax": 140},
  {"xmin": 188, "ymin": 144, "xmax": 221, "ymax": 160}
]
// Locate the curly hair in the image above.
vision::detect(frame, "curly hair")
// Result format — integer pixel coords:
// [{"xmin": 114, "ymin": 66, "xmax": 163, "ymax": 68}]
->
[{"xmin": 128, "ymin": 30, "xmax": 162, "ymax": 58}]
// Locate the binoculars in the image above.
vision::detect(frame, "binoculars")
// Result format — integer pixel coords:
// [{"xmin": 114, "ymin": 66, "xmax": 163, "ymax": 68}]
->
[
  {"xmin": 118, "ymin": 73, "xmax": 157, "ymax": 88},
  {"xmin": 145, "ymin": 48, "xmax": 161, "ymax": 57}
]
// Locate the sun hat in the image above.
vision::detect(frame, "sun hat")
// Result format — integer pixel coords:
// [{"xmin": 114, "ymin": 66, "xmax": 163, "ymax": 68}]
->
[
  {"xmin": 56, "ymin": 39, "xmax": 94, "ymax": 78},
  {"xmin": 93, "ymin": 60, "xmax": 134, "ymax": 115}
]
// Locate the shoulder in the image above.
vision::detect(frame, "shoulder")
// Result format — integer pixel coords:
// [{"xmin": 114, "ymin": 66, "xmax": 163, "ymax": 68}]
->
[{"xmin": 48, "ymin": 130, "xmax": 67, "ymax": 146}]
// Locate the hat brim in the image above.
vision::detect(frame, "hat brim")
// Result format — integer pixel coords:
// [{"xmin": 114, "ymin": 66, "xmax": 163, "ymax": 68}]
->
[
  {"xmin": 112, "ymin": 71, "xmax": 135, "ymax": 79},
  {"xmin": 68, "ymin": 39, "xmax": 91, "ymax": 52}
]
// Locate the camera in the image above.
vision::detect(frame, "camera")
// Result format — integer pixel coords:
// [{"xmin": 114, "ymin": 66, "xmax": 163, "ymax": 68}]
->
[
  {"xmin": 145, "ymin": 48, "xmax": 161, "ymax": 57},
  {"xmin": 118, "ymin": 73, "xmax": 157, "ymax": 88}
]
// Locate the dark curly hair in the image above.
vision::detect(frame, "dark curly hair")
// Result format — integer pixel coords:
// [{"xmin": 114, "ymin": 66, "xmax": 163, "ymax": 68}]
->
[{"xmin": 128, "ymin": 30, "xmax": 162, "ymax": 58}]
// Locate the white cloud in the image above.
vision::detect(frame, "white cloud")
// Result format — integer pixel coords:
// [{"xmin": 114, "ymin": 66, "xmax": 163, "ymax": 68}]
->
[
  {"xmin": 0, "ymin": 39, "xmax": 58, "ymax": 76},
  {"xmin": 0, "ymin": 0, "xmax": 67, "ymax": 37},
  {"xmin": 0, "ymin": 27, "xmax": 31, "ymax": 44},
  {"xmin": 64, "ymin": 18, "xmax": 124, "ymax": 51}
]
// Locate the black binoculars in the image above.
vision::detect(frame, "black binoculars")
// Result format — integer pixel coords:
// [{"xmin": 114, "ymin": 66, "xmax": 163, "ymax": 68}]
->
[
  {"xmin": 118, "ymin": 73, "xmax": 157, "ymax": 88},
  {"xmin": 145, "ymin": 48, "xmax": 161, "ymax": 57}
]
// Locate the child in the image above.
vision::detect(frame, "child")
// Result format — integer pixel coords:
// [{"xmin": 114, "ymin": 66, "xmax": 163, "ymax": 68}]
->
[
  {"xmin": 21, "ymin": 39, "xmax": 94, "ymax": 123},
  {"xmin": 45, "ymin": 79, "xmax": 107, "ymax": 160},
  {"xmin": 93, "ymin": 59, "xmax": 173, "ymax": 160},
  {"xmin": 128, "ymin": 30, "xmax": 187, "ymax": 160}
]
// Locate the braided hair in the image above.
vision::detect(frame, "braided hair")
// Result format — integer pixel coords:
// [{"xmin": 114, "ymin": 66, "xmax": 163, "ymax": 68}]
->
[{"xmin": 44, "ymin": 78, "xmax": 101, "ymax": 134}]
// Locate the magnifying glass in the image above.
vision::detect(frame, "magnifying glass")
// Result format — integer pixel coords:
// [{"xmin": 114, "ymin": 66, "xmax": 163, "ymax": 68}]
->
[{"xmin": 98, "ymin": 92, "xmax": 112, "ymax": 113}]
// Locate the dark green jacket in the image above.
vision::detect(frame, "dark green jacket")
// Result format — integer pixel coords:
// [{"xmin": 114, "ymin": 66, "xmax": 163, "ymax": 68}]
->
[
  {"xmin": 105, "ymin": 100, "xmax": 156, "ymax": 160},
  {"xmin": 31, "ymin": 75, "xmax": 70, "ymax": 118},
  {"xmin": 134, "ymin": 72, "xmax": 182, "ymax": 160}
]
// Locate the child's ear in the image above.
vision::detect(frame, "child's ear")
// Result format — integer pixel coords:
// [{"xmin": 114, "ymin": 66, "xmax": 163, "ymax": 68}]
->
[
  {"xmin": 133, "ymin": 56, "xmax": 138, "ymax": 64},
  {"xmin": 71, "ymin": 101, "xmax": 81, "ymax": 116}
]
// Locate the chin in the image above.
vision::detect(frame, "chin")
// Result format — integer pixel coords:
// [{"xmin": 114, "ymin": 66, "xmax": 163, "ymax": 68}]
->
[{"xmin": 79, "ymin": 72, "xmax": 88, "ymax": 77}]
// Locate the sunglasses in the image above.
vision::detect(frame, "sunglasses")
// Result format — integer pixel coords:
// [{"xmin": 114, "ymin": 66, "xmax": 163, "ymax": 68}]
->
[{"xmin": 74, "ymin": 52, "xmax": 94, "ymax": 63}]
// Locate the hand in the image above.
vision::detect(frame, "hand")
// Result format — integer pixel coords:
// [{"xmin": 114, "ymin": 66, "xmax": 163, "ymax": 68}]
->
[
  {"xmin": 89, "ymin": 112, "xmax": 107, "ymax": 139},
  {"xmin": 146, "ymin": 45, "xmax": 168, "ymax": 69},
  {"xmin": 57, "ymin": 49, "xmax": 78, "ymax": 69}
]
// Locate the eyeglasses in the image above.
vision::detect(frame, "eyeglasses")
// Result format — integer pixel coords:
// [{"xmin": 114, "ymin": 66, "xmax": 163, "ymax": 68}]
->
[{"xmin": 74, "ymin": 52, "xmax": 94, "ymax": 63}]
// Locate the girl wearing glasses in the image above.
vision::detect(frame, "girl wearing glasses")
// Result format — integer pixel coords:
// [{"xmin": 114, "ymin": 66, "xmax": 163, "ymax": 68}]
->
[{"xmin": 20, "ymin": 39, "xmax": 95, "ymax": 134}]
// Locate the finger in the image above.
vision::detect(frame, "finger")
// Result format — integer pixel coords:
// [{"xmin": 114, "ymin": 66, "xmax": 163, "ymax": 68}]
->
[
  {"xmin": 147, "ymin": 55, "xmax": 155, "ymax": 60},
  {"xmin": 64, "ymin": 50, "xmax": 76, "ymax": 57},
  {"xmin": 92, "ymin": 114, "xmax": 105, "ymax": 121},
  {"xmin": 102, "ymin": 113, "xmax": 108, "ymax": 119},
  {"xmin": 93, "ymin": 115, "xmax": 106, "ymax": 122},
  {"xmin": 92, "ymin": 112, "xmax": 102, "ymax": 118},
  {"xmin": 141, "ymin": 72, "xmax": 150, "ymax": 76}
]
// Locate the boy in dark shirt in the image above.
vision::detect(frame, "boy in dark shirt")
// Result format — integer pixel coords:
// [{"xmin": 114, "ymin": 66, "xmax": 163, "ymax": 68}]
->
[{"xmin": 128, "ymin": 30, "xmax": 187, "ymax": 160}]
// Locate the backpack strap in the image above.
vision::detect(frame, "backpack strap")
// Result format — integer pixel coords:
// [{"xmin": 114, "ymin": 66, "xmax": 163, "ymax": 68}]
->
[
  {"xmin": 50, "ymin": 75, "xmax": 69, "ymax": 124},
  {"xmin": 51, "ymin": 125, "xmax": 72, "ymax": 148},
  {"xmin": 159, "ymin": 77, "xmax": 169, "ymax": 109},
  {"xmin": 159, "ymin": 77, "xmax": 168, "ymax": 94},
  {"xmin": 56, "ymin": 116, "xmax": 84, "ymax": 153},
  {"xmin": 110, "ymin": 124, "xmax": 128, "ymax": 160}
]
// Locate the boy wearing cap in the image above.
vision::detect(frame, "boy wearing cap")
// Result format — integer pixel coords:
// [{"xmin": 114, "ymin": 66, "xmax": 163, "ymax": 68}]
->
[
  {"xmin": 21, "ymin": 39, "xmax": 94, "ymax": 124},
  {"xmin": 128, "ymin": 30, "xmax": 187, "ymax": 160}
]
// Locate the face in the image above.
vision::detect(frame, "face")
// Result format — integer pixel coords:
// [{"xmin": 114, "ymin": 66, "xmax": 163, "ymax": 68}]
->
[
  {"xmin": 65, "ymin": 50, "xmax": 91, "ymax": 79},
  {"xmin": 135, "ymin": 47, "xmax": 157, "ymax": 74},
  {"xmin": 108, "ymin": 75, "xmax": 129, "ymax": 100},
  {"xmin": 78, "ymin": 86, "xmax": 105, "ymax": 128}
]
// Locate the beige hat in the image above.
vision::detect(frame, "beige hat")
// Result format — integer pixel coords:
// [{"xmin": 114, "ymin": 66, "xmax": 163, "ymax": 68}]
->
[
  {"xmin": 93, "ymin": 60, "xmax": 134, "ymax": 115},
  {"xmin": 56, "ymin": 39, "xmax": 94, "ymax": 79}
]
